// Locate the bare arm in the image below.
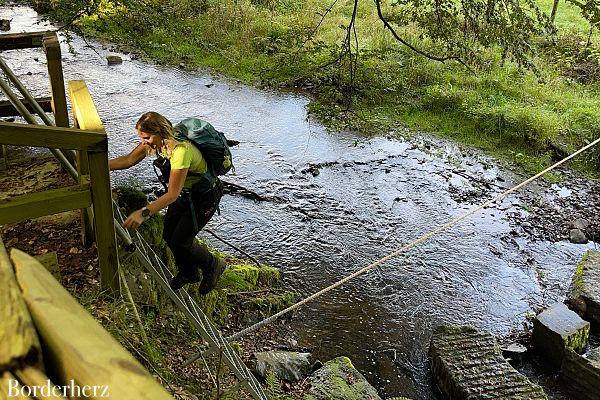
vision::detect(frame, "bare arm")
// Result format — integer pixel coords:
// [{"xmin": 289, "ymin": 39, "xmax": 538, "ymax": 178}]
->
[
  {"xmin": 109, "ymin": 143, "xmax": 147, "ymax": 170},
  {"xmin": 123, "ymin": 168, "xmax": 188, "ymax": 229}
]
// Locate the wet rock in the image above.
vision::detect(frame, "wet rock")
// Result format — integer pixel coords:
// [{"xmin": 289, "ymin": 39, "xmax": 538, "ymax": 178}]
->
[
  {"xmin": 106, "ymin": 55, "xmax": 123, "ymax": 65},
  {"xmin": 567, "ymin": 249, "xmax": 600, "ymax": 329},
  {"xmin": 430, "ymin": 325, "xmax": 547, "ymax": 399},
  {"xmin": 306, "ymin": 356, "xmax": 382, "ymax": 400},
  {"xmin": 561, "ymin": 348, "xmax": 600, "ymax": 400},
  {"xmin": 572, "ymin": 218, "xmax": 590, "ymax": 231},
  {"xmin": 0, "ymin": 19, "xmax": 10, "ymax": 31},
  {"xmin": 569, "ymin": 228, "xmax": 588, "ymax": 244},
  {"xmin": 501, "ymin": 342, "xmax": 528, "ymax": 366},
  {"xmin": 205, "ymin": 83, "xmax": 214, "ymax": 88},
  {"xmin": 533, "ymin": 302, "xmax": 590, "ymax": 368},
  {"xmin": 251, "ymin": 351, "xmax": 311, "ymax": 382}
]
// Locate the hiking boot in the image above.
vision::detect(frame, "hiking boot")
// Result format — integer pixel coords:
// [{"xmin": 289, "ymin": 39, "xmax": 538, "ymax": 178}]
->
[
  {"xmin": 169, "ymin": 270, "xmax": 201, "ymax": 291},
  {"xmin": 199, "ymin": 257, "xmax": 226, "ymax": 294}
]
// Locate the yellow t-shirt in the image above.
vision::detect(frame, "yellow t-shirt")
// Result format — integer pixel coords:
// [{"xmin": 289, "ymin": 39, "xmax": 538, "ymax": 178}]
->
[{"xmin": 164, "ymin": 141, "xmax": 208, "ymax": 188}]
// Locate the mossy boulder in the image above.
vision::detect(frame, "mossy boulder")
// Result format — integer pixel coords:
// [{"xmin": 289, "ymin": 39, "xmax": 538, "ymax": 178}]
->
[
  {"xmin": 304, "ymin": 356, "xmax": 382, "ymax": 400},
  {"xmin": 568, "ymin": 249, "xmax": 600, "ymax": 330}
]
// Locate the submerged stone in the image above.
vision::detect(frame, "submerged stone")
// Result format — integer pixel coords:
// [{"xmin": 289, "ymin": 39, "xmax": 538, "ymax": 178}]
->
[
  {"xmin": 568, "ymin": 249, "xmax": 600, "ymax": 329},
  {"xmin": 305, "ymin": 356, "xmax": 381, "ymax": 400},
  {"xmin": 430, "ymin": 325, "xmax": 547, "ymax": 399},
  {"xmin": 561, "ymin": 348, "xmax": 600, "ymax": 400},
  {"xmin": 533, "ymin": 302, "xmax": 590, "ymax": 368},
  {"xmin": 251, "ymin": 351, "xmax": 311, "ymax": 382},
  {"xmin": 569, "ymin": 228, "xmax": 588, "ymax": 244},
  {"xmin": 106, "ymin": 55, "xmax": 123, "ymax": 65}
]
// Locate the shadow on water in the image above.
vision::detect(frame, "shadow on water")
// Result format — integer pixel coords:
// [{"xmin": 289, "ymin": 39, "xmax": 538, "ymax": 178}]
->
[{"xmin": 2, "ymin": 6, "xmax": 598, "ymax": 399}]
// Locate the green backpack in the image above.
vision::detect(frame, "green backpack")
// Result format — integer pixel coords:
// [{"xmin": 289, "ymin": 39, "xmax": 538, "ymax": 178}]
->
[{"xmin": 173, "ymin": 118, "xmax": 233, "ymax": 192}]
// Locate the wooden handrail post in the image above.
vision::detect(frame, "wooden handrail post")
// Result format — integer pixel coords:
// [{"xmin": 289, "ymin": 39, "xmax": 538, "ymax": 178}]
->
[
  {"xmin": 43, "ymin": 34, "xmax": 70, "ymax": 127},
  {"xmin": 0, "ymin": 144, "xmax": 6, "ymax": 170},
  {"xmin": 69, "ymin": 80, "xmax": 120, "ymax": 294},
  {"xmin": 74, "ymin": 115, "xmax": 94, "ymax": 247},
  {"xmin": 88, "ymin": 148, "xmax": 120, "ymax": 293}
]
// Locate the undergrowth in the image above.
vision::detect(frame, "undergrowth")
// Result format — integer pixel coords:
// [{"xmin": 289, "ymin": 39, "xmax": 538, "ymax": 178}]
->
[{"xmin": 32, "ymin": 0, "xmax": 600, "ymax": 177}]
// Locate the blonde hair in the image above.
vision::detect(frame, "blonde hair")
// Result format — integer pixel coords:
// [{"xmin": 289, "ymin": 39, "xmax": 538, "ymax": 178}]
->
[{"xmin": 136, "ymin": 112, "xmax": 180, "ymax": 157}]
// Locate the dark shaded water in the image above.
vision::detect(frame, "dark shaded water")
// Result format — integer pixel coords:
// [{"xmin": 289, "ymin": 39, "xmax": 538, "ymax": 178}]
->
[{"xmin": 2, "ymin": 7, "xmax": 598, "ymax": 398}]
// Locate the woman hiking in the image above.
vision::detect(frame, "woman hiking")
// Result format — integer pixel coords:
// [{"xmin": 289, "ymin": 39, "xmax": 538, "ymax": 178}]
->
[{"xmin": 109, "ymin": 111, "xmax": 226, "ymax": 293}]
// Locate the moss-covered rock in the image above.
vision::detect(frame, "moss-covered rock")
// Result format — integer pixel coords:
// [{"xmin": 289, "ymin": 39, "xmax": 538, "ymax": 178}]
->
[
  {"xmin": 568, "ymin": 249, "xmax": 600, "ymax": 330},
  {"xmin": 304, "ymin": 356, "xmax": 382, "ymax": 400}
]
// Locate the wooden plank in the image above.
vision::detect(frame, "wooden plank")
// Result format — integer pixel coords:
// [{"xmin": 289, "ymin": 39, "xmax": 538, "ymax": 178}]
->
[
  {"xmin": 69, "ymin": 81, "xmax": 104, "ymax": 133},
  {"xmin": 11, "ymin": 249, "xmax": 175, "ymax": 400},
  {"xmin": 43, "ymin": 33, "xmax": 69, "ymax": 128},
  {"xmin": 0, "ymin": 122, "xmax": 107, "ymax": 151},
  {"xmin": 0, "ymin": 237, "xmax": 42, "ymax": 370},
  {"xmin": 0, "ymin": 31, "xmax": 49, "ymax": 51},
  {"xmin": 33, "ymin": 252, "xmax": 60, "ymax": 281},
  {"xmin": 70, "ymin": 84, "xmax": 96, "ymax": 246},
  {"xmin": 0, "ymin": 371, "xmax": 31, "ymax": 399},
  {"xmin": 0, "ymin": 97, "xmax": 52, "ymax": 117},
  {"xmin": 13, "ymin": 367, "xmax": 67, "ymax": 400},
  {"xmin": 68, "ymin": 80, "xmax": 119, "ymax": 291},
  {"xmin": 88, "ymin": 152, "xmax": 120, "ymax": 293},
  {"xmin": 0, "ymin": 185, "xmax": 91, "ymax": 225}
]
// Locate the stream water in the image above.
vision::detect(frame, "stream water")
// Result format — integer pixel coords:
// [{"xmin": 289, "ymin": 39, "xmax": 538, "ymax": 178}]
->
[{"xmin": 3, "ymin": 6, "xmax": 599, "ymax": 399}]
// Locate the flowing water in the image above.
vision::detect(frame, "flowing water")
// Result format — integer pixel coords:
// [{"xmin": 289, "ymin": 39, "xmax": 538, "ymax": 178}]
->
[{"xmin": 3, "ymin": 7, "xmax": 599, "ymax": 399}]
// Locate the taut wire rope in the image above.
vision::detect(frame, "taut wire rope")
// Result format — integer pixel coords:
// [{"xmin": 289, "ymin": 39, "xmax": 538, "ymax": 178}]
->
[{"xmin": 223, "ymin": 137, "xmax": 600, "ymax": 343}]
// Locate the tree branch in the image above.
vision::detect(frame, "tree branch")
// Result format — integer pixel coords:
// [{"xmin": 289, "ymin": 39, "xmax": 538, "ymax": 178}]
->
[{"xmin": 373, "ymin": 0, "xmax": 476, "ymax": 74}]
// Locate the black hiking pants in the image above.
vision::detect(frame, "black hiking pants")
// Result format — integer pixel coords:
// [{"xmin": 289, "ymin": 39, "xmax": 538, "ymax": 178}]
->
[{"xmin": 162, "ymin": 181, "xmax": 223, "ymax": 278}]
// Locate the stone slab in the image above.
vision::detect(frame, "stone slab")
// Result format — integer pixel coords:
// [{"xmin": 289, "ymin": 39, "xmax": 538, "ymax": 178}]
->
[
  {"xmin": 430, "ymin": 325, "xmax": 547, "ymax": 399},
  {"xmin": 251, "ymin": 351, "xmax": 311, "ymax": 382},
  {"xmin": 568, "ymin": 249, "xmax": 600, "ymax": 329},
  {"xmin": 561, "ymin": 348, "xmax": 600, "ymax": 400},
  {"xmin": 533, "ymin": 302, "xmax": 590, "ymax": 368}
]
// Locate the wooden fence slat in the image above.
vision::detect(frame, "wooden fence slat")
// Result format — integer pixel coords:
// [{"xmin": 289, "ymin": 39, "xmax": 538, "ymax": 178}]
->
[
  {"xmin": 0, "ymin": 97, "xmax": 53, "ymax": 117},
  {"xmin": 13, "ymin": 367, "xmax": 67, "ymax": 400},
  {"xmin": 43, "ymin": 34, "xmax": 69, "ymax": 128},
  {"xmin": 0, "ymin": 31, "xmax": 49, "ymax": 51},
  {"xmin": 69, "ymin": 80, "xmax": 97, "ymax": 246},
  {"xmin": 0, "ymin": 122, "xmax": 107, "ymax": 151},
  {"xmin": 0, "ymin": 237, "xmax": 42, "ymax": 370},
  {"xmin": 68, "ymin": 80, "xmax": 119, "ymax": 292},
  {"xmin": 0, "ymin": 371, "xmax": 32, "ymax": 399},
  {"xmin": 11, "ymin": 249, "xmax": 175, "ymax": 400},
  {"xmin": 0, "ymin": 185, "xmax": 91, "ymax": 225}
]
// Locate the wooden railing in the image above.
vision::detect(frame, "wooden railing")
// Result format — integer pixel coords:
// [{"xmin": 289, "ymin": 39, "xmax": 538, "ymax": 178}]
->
[
  {"xmin": 0, "ymin": 237, "xmax": 174, "ymax": 399},
  {"xmin": 0, "ymin": 32, "xmax": 120, "ymax": 293}
]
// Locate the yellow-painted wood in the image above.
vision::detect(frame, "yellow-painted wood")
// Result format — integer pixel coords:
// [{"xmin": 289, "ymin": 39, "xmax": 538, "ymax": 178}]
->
[
  {"xmin": 68, "ymin": 80, "xmax": 119, "ymax": 293},
  {"xmin": 0, "ymin": 122, "xmax": 106, "ymax": 151},
  {"xmin": 69, "ymin": 81, "xmax": 104, "ymax": 133},
  {"xmin": 13, "ymin": 367, "xmax": 67, "ymax": 400},
  {"xmin": 1, "ymin": 371, "xmax": 31, "ymax": 399},
  {"xmin": 0, "ymin": 237, "xmax": 42, "ymax": 370},
  {"xmin": 43, "ymin": 34, "xmax": 69, "ymax": 129},
  {"xmin": 11, "ymin": 249, "xmax": 175, "ymax": 400},
  {"xmin": 0, "ymin": 185, "xmax": 91, "ymax": 225}
]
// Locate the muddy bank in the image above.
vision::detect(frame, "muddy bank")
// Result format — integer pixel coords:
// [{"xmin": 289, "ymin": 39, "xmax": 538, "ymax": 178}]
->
[{"xmin": 1, "ymin": 6, "xmax": 599, "ymax": 399}]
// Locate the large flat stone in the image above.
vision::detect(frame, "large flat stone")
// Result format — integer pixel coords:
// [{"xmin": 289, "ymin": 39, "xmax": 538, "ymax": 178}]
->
[
  {"xmin": 430, "ymin": 325, "xmax": 547, "ymax": 399},
  {"xmin": 251, "ymin": 351, "xmax": 311, "ymax": 382},
  {"xmin": 561, "ymin": 348, "xmax": 600, "ymax": 400},
  {"xmin": 533, "ymin": 302, "xmax": 590, "ymax": 368},
  {"xmin": 568, "ymin": 249, "xmax": 600, "ymax": 329}
]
